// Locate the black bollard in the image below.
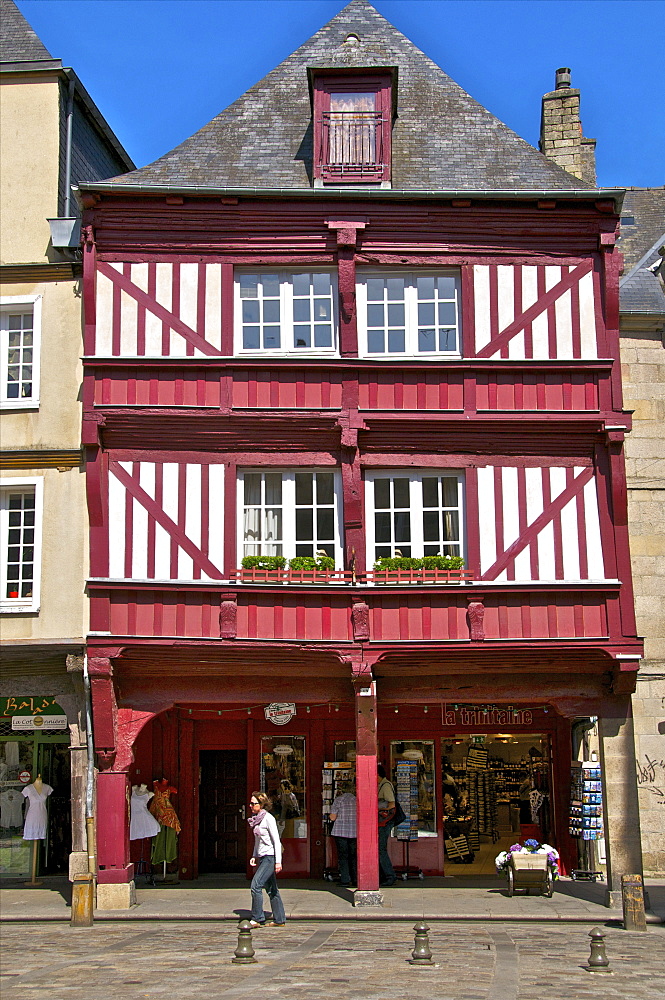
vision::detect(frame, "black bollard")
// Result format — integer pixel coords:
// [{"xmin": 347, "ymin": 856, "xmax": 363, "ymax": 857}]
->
[
  {"xmin": 232, "ymin": 919, "xmax": 258, "ymax": 964},
  {"xmin": 408, "ymin": 920, "xmax": 435, "ymax": 966},
  {"xmin": 585, "ymin": 927, "xmax": 611, "ymax": 973}
]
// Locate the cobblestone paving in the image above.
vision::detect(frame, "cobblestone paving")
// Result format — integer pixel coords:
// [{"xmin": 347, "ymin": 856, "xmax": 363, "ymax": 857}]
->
[{"xmin": 1, "ymin": 920, "xmax": 663, "ymax": 1000}]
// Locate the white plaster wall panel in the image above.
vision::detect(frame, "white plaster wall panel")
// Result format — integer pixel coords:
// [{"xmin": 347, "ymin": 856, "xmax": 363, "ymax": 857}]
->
[
  {"xmin": 477, "ymin": 465, "xmax": 496, "ymax": 573},
  {"xmin": 578, "ymin": 269, "xmax": 598, "ymax": 359},
  {"xmin": 555, "ymin": 285, "xmax": 574, "ymax": 360},
  {"xmin": 107, "ymin": 462, "xmax": 126, "ymax": 577},
  {"xmin": 205, "ymin": 463, "xmax": 226, "ymax": 580},
  {"xmin": 94, "ymin": 266, "xmax": 114, "ymax": 356},
  {"xmin": 154, "ymin": 264, "xmax": 173, "ymax": 356},
  {"xmin": 583, "ymin": 477, "xmax": 606, "ymax": 578},
  {"xmin": 473, "ymin": 265, "xmax": 491, "ymax": 353},
  {"xmin": 205, "ymin": 263, "xmax": 223, "ymax": 352}
]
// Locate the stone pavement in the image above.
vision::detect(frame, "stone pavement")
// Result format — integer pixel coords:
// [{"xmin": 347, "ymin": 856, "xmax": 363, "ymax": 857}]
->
[
  {"xmin": 1, "ymin": 873, "xmax": 664, "ymax": 924},
  {"xmin": 1, "ymin": 917, "xmax": 664, "ymax": 1000}
]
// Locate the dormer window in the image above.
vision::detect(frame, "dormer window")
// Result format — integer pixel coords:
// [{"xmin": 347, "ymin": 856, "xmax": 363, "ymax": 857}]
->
[{"xmin": 313, "ymin": 73, "xmax": 393, "ymax": 185}]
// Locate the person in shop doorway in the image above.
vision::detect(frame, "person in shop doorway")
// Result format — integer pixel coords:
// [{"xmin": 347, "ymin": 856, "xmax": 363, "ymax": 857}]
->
[
  {"xmin": 329, "ymin": 780, "xmax": 357, "ymax": 887},
  {"xmin": 377, "ymin": 764, "xmax": 397, "ymax": 887},
  {"xmin": 519, "ymin": 772, "xmax": 533, "ymax": 823},
  {"xmin": 248, "ymin": 792, "xmax": 286, "ymax": 927}
]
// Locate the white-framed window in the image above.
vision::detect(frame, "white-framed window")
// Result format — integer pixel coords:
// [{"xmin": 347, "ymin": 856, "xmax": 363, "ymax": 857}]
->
[
  {"xmin": 235, "ymin": 270, "xmax": 338, "ymax": 355},
  {"xmin": 238, "ymin": 469, "xmax": 342, "ymax": 564},
  {"xmin": 0, "ymin": 477, "xmax": 43, "ymax": 612},
  {"xmin": 0, "ymin": 295, "xmax": 42, "ymax": 408},
  {"xmin": 356, "ymin": 271, "xmax": 461, "ymax": 358},
  {"xmin": 365, "ymin": 471, "xmax": 464, "ymax": 562}
]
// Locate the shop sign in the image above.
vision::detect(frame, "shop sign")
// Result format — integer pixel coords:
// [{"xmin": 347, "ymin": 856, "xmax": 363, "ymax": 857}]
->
[
  {"xmin": 323, "ymin": 762, "xmax": 354, "ymax": 769},
  {"xmin": 264, "ymin": 702, "xmax": 296, "ymax": 726},
  {"xmin": 11, "ymin": 715, "xmax": 67, "ymax": 731},
  {"xmin": 1, "ymin": 696, "xmax": 65, "ymax": 717},
  {"xmin": 442, "ymin": 706, "xmax": 534, "ymax": 726},
  {"xmin": 471, "ymin": 735, "xmax": 487, "ymax": 744}
]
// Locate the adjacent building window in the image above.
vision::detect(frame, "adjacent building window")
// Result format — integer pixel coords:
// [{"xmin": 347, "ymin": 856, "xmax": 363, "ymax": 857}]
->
[
  {"xmin": 239, "ymin": 470, "xmax": 342, "ymax": 563},
  {"xmin": 313, "ymin": 74, "xmax": 393, "ymax": 184},
  {"xmin": 365, "ymin": 471, "xmax": 464, "ymax": 562},
  {"xmin": 356, "ymin": 272, "xmax": 461, "ymax": 358},
  {"xmin": 0, "ymin": 296, "xmax": 41, "ymax": 408},
  {"xmin": 0, "ymin": 479, "xmax": 43, "ymax": 612},
  {"xmin": 235, "ymin": 271, "xmax": 338, "ymax": 354}
]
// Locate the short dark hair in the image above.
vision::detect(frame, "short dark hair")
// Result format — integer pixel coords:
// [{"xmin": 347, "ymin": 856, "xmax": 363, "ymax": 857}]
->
[{"xmin": 377, "ymin": 764, "xmax": 386, "ymax": 778}]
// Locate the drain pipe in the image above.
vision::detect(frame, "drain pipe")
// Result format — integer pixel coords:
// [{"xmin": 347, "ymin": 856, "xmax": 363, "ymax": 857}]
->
[
  {"xmin": 71, "ymin": 654, "xmax": 96, "ymax": 926},
  {"xmin": 64, "ymin": 74, "xmax": 75, "ymax": 218}
]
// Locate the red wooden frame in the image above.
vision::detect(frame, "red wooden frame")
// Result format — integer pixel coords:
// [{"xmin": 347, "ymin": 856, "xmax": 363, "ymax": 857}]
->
[{"xmin": 312, "ymin": 73, "xmax": 393, "ymax": 184}]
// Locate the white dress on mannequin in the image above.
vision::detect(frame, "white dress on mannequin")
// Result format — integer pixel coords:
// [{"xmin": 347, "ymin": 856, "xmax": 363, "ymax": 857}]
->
[
  {"xmin": 130, "ymin": 786, "xmax": 161, "ymax": 840},
  {"xmin": 22, "ymin": 782, "xmax": 53, "ymax": 840}
]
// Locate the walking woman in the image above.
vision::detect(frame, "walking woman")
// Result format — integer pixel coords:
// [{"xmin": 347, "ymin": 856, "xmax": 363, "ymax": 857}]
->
[{"xmin": 248, "ymin": 791, "xmax": 286, "ymax": 927}]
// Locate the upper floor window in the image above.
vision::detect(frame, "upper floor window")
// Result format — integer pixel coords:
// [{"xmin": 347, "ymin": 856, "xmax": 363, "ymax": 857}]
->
[
  {"xmin": 357, "ymin": 271, "xmax": 461, "ymax": 358},
  {"xmin": 365, "ymin": 471, "xmax": 464, "ymax": 563},
  {"xmin": 239, "ymin": 469, "xmax": 342, "ymax": 564},
  {"xmin": 313, "ymin": 74, "xmax": 393, "ymax": 185},
  {"xmin": 0, "ymin": 478, "xmax": 43, "ymax": 612},
  {"xmin": 0, "ymin": 296, "xmax": 41, "ymax": 409},
  {"xmin": 235, "ymin": 271, "xmax": 338, "ymax": 355}
]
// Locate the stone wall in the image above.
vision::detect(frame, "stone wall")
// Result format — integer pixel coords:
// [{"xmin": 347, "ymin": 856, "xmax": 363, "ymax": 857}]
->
[{"xmin": 620, "ymin": 323, "xmax": 665, "ymax": 875}]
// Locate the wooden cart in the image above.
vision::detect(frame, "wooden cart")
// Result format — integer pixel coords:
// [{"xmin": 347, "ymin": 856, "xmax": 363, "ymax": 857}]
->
[{"xmin": 507, "ymin": 852, "xmax": 554, "ymax": 897}]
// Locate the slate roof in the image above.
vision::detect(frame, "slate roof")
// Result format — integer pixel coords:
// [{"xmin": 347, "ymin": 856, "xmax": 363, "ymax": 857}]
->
[
  {"xmin": 618, "ymin": 188, "xmax": 665, "ymax": 318},
  {"xmin": 97, "ymin": 0, "xmax": 589, "ymax": 194},
  {"xmin": 0, "ymin": 0, "xmax": 54, "ymax": 63}
]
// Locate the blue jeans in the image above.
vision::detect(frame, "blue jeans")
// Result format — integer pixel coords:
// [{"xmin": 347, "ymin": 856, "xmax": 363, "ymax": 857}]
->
[
  {"xmin": 335, "ymin": 836, "xmax": 357, "ymax": 885},
  {"xmin": 250, "ymin": 855, "xmax": 286, "ymax": 924},
  {"xmin": 378, "ymin": 823, "xmax": 395, "ymax": 883}
]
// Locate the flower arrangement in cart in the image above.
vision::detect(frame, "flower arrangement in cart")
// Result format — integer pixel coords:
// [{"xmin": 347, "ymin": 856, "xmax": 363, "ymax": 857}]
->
[{"xmin": 495, "ymin": 839, "xmax": 560, "ymax": 878}]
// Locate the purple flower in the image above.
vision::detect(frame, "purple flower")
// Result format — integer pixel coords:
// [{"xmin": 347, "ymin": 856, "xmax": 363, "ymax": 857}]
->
[
  {"xmin": 509, "ymin": 844, "xmax": 522, "ymax": 854},
  {"xmin": 525, "ymin": 838, "xmax": 540, "ymax": 850}
]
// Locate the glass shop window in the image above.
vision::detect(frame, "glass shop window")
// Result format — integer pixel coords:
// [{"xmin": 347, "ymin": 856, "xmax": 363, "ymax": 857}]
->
[
  {"xmin": 260, "ymin": 735, "xmax": 307, "ymax": 839},
  {"xmin": 390, "ymin": 740, "xmax": 436, "ymax": 836}
]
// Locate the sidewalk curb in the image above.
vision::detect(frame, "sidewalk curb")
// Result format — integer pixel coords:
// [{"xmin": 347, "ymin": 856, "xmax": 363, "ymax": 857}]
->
[{"xmin": 2, "ymin": 911, "xmax": 662, "ymax": 924}]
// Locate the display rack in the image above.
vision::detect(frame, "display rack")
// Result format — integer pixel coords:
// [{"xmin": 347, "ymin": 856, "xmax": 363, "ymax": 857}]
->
[
  {"xmin": 569, "ymin": 760, "xmax": 604, "ymax": 881},
  {"xmin": 322, "ymin": 761, "xmax": 354, "ymax": 881},
  {"xmin": 393, "ymin": 760, "xmax": 422, "ymax": 880}
]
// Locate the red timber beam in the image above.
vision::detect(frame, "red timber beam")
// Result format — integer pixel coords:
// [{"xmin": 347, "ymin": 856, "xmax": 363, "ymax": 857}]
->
[{"xmin": 348, "ymin": 652, "xmax": 381, "ymax": 897}]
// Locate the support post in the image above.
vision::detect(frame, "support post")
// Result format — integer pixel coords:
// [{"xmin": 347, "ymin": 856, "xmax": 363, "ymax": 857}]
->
[{"xmin": 352, "ymin": 661, "xmax": 381, "ymax": 905}]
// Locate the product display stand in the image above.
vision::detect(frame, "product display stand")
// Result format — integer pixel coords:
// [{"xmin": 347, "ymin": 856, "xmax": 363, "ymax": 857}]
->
[
  {"xmin": 393, "ymin": 760, "xmax": 422, "ymax": 881},
  {"xmin": 24, "ymin": 839, "xmax": 42, "ymax": 887},
  {"xmin": 569, "ymin": 760, "xmax": 604, "ymax": 881},
  {"xmin": 322, "ymin": 762, "xmax": 354, "ymax": 881}
]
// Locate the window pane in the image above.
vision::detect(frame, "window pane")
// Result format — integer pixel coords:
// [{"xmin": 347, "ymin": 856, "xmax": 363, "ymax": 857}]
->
[
  {"xmin": 437, "ymin": 276, "xmax": 456, "ymax": 297},
  {"xmin": 374, "ymin": 479, "xmax": 390, "ymax": 509},
  {"xmin": 393, "ymin": 478, "xmax": 410, "ymax": 508},
  {"xmin": 394, "ymin": 511, "xmax": 411, "ymax": 543},
  {"xmin": 314, "ymin": 324, "xmax": 332, "ymax": 347},
  {"xmin": 375, "ymin": 511, "xmax": 391, "ymax": 543},
  {"xmin": 292, "ymin": 273, "xmax": 310, "ymax": 296},
  {"xmin": 317, "ymin": 508, "xmax": 334, "ymax": 540},
  {"xmin": 243, "ymin": 327, "xmax": 260, "ymax": 350},
  {"xmin": 294, "ymin": 326, "xmax": 311, "ymax": 348},
  {"xmin": 423, "ymin": 511, "xmax": 440, "ymax": 542},
  {"xmin": 441, "ymin": 477, "xmax": 458, "ymax": 507},
  {"xmin": 367, "ymin": 329, "xmax": 385, "ymax": 353},
  {"xmin": 439, "ymin": 329, "xmax": 456, "ymax": 352},
  {"xmin": 366, "ymin": 278, "xmax": 384, "ymax": 302},
  {"xmin": 313, "ymin": 272, "xmax": 331, "ymax": 295},
  {"xmin": 438, "ymin": 301, "xmax": 457, "ymax": 326},
  {"xmin": 422, "ymin": 477, "xmax": 439, "ymax": 508},
  {"xmin": 295, "ymin": 473, "xmax": 313, "ymax": 506},
  {"xmin": 262, "ymin": 274, "xmax": 280, "ymax": 297},
  {"xmin": 239, "ymin": 274, "xmax": 258, "ymax": 298},
  {"xmin": 244, "ymin": 474, "xmax": 261, "ymax": 505},
  {"xmin": 418, "ymin": 329, "xmax": 436, "ymax": 352},
  {"xmin": 386, "ymin": 277, "xmax": 405, "ymax": 301},
  {"xmin": 296, "ymin": 508, "xmax": 313, "ymax": 540},
  {"xmin": 263, "ymin": 327, "xmax": 280, "ymax": 349},
  {"xmin": 418, "ymin": 301, "xmax": 435, "ymax": 326},
  {"xmin": 316, "ymin": 473, "xmax": 334, "ymax": 506},
  {"xmin": 8, "ymin": 315, "xmax": 22, "ymax": 330},
  {"xmin": 387, "ymin": 329, "xmax": 405, "ymax": 353},
  {"xmin": 265, "ymin": 474, "xmax": 282, "ymax": 505},
  {"xmin": 242, "ymin": 300, "xmax": 260, "ymax": 323},
  {"xmin": 417, "ymin": 275, "xmax": 435, "ymax": 299},
  {"xmin": 314, "ymin": 298, "xmax": 331, "ymax": 321},
  {"xmin": 367, "ymin": 303, "xmax": 385, "ymax": 328},
  {"xmin": 293, "ymin": 299, "xmax": 310, "ymax": 322},
  {"xmin": 442, "ymin": 510, "xmax": 459, "ymax": 541},
  {"xmin": 387, "ymin": 303, "xmax": 404, "ymax": 327},
  {"xmin": 263, "ymin": 300, "xmax": 280, "ymax": 324}
]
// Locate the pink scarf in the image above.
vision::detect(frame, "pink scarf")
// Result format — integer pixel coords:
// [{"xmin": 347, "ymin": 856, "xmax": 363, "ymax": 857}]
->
[{"xmin": 248, "ymin": 809, "xmax": 266, "ymax": 829}]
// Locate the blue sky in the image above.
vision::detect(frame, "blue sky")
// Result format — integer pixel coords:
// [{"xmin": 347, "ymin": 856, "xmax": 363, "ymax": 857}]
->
[{"xmin": 17, "ymin": 0, "xmax": 665, "ymax": 188}]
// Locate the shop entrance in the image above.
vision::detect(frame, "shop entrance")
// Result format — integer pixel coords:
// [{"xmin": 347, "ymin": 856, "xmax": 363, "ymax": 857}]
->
[
  {"xmin": 198, "ymin": 749, "xmax": 247, "ymax": 873},
  {"xmin": 441, "ymin": 733, "xmax": 552, "ymax": 874}
]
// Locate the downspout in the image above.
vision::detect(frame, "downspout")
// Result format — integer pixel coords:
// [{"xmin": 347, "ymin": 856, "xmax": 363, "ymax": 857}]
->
[
  {"xmin": 64, "ymin": 74, "xmax": 75, "ymax": 218},
  {"xmin": 82, "ymin": 654, "xmax": 96, "ymax": 874}
]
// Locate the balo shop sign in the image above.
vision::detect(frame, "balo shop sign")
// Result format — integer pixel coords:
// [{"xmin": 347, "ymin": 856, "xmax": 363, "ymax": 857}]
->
[
  {"xmin": 2, "ymin": 696, "xmax": 67, "ymax": 731},
  {"xmin": 265, "ymin": 702, "xmax": 296, "ymax": 726}
]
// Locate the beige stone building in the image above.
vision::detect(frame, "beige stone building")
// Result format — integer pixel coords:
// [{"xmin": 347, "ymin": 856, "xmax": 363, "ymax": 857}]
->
[
  {"xmin": 541, "ymin": 71, "xmax": 665, "ymax": 878},
  {"xmin": 617, "ymin": 188, "xmax": 665, "ymax": 876},
  {"xmin": 0, "ymin": 0, "xmax": 133, "ymax": 880}
]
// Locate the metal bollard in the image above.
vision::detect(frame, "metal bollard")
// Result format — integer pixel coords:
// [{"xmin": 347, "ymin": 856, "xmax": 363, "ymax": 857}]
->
[
  {"xmin": 585, "ymin": 927, "xmax": 611, "ymax": 973},
  {"xmin": 232, "ymin": 919, "xmax": 258, "ymax": 964},
  {"xmin": 621, "ymin": 873, "xmax": 647, "ymax": 932},
  {"xmin": 408, "ymin": 920, "xmax": 435, "ymax": 966},
  {"xmin": 70, "ymin": 873, "xmax": 95, "ymax": 927}
]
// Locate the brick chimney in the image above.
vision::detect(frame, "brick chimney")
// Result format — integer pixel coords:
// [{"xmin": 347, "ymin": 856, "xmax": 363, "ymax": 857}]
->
[{"xmin": 539, "ymin": 68, "xmax": 596, "ymax": 185}]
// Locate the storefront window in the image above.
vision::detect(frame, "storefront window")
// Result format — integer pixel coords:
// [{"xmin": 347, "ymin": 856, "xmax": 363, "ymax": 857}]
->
[
  {"xmin": 260, "ymin": 736, "xmax": 307, "ymax": 839},
  {"xmin": 390, "ymin": 740, "xmax": 436, "ymax": 836},
  {"xmin": 334, "ymin": 740, "xmax": 356, "ymax": 764},
  {"xmin": 0, "ymin": 739, "xmax": 34, "ymax": 875}
]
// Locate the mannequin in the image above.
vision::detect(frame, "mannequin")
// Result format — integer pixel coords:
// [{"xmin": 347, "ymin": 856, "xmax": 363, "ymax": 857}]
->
[
  {"xmin": 22, "ymin": 773, "xmax": 53, "ymax": 886},
  {"xmin": 149, "ymin": 778, "xmax": 181, "ymax": 878},
  {"xmin": 130, "ymin": 784, "xmax": 161, "ymax": 841}
]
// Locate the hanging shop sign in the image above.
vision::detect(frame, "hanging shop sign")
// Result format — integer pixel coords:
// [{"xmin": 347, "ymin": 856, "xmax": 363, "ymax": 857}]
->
[
  {"xmin": 264, "ymin": 702, "xmax": 296, "ymax": 726},
  {"xmin": 1, "ymin": 696, "xmax": 65, "ymax": 718},
  {"xmin": 12, "ymin": 715, "xmax": 68, "ymax": 731}
]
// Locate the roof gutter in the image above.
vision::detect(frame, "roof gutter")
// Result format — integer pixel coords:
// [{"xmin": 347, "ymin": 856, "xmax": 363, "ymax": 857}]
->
[{"xmin": 78, "ymin": 182, "xmax": 625, "ymax": 211}]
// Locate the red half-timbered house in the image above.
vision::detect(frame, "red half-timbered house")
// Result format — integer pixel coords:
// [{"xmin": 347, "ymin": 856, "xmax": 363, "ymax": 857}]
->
[{"xmin": 78, "ymin": 0, "xmax": 643, "ymax": 908}]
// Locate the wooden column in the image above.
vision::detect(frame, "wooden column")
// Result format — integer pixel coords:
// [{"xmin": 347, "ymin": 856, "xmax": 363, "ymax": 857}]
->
[{"xmin": 351, "ymin": 660, "xmax": 379, "ymax": 893}]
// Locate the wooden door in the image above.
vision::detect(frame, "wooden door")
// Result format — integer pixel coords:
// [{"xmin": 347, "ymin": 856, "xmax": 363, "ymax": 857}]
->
[{"xmin": 198, "ymin": 750, "xmax": 247, "ymax": 872}]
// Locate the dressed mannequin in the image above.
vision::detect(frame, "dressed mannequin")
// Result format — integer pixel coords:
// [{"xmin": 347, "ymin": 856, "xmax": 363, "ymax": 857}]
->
[
  {"xmin": 22, "ymin": 774, "xmax": 52, "ymax": 841},
  {"xmin": 149, "ymin": 778, "xmax": 181, "ymax": 872},
  {"xmin": 130, "ymin": 784, "xmax": 161, "ymax": 841}
]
